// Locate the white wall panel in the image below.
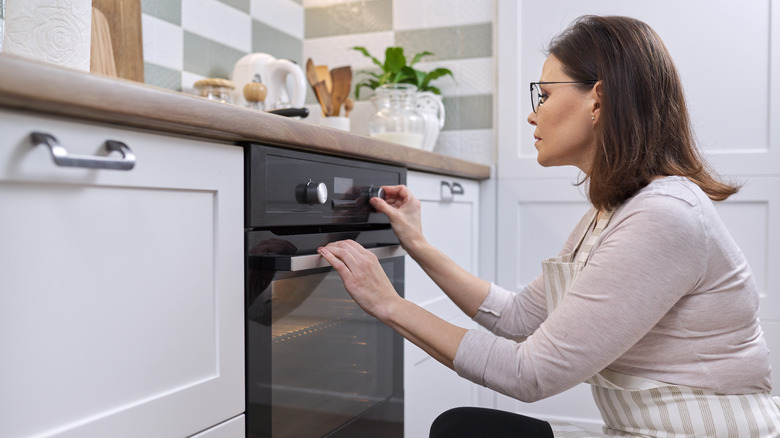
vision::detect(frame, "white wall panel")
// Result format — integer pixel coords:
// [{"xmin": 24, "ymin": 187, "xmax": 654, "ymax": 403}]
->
[
  {"xmin": 496, "ymin": 178, "xmax": 589, "ymax": 290},
  {"xmin": 499, "ymin": 0, "xmax": 777, "ymax": 179}
]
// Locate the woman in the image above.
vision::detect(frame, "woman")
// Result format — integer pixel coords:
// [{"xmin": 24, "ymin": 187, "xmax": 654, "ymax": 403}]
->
[{"xmin": 319, "ymin": 15, "xmax": 780, "ymax": 437}]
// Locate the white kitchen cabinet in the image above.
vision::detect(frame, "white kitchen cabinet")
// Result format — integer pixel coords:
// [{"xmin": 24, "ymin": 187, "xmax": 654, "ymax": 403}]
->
[
  {"xmin": 190, "ymin": 415, "xmax": 245, "ymax": 438},
  {"xmin": 403, "ymin": 171, "xmax": 487, "ymax": 438},
  {"xmin": 0, "ymin": 110, "xmax": 244, "ymax": 438}
]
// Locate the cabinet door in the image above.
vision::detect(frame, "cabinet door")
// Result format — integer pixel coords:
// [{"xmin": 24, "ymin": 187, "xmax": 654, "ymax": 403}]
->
[
  {"xmin": 190, "ymin": 415, "xmax": 245, "ymax": 438},
  {"xmin": 403, "ymin": 171, "xmax": 483, "ymax": 438},
  {"xmin": 0, "ymin": 110, "xmax": 244, "ymax": 438}
]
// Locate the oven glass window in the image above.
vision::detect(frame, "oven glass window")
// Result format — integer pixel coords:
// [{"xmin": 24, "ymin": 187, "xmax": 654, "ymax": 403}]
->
[{"xmin": 247, "ymin": 259, "xmax": 402, "ymax": 438}]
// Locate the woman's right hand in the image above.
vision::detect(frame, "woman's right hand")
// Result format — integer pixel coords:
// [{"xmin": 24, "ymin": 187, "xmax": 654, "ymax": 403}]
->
[{"xmin": 370, "ymin": 185, "xmax": 426, "ymax": 251}]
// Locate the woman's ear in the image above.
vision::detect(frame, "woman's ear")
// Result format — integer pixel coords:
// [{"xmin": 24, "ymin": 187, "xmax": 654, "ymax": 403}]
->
[{"xmin": 590, "ymin": 80, "xmax": 603, "ymax": 121}]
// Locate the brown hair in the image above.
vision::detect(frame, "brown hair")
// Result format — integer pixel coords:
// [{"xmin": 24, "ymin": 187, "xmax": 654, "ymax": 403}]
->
[{"xmin": 548, "ymin": 15, "xmax": 739, "ymax": 211}]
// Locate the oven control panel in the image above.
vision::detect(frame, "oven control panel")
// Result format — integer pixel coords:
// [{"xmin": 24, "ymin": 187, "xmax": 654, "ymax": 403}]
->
[{"xmin": 245, "ymin": 144, "xmax": 406, "ymax": 228}]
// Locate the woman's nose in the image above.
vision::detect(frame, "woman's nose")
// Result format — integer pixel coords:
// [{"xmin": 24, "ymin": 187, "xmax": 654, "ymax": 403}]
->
[{"xmin": 527, "ymin": 111, "xmax": 537, "ymax": 126}]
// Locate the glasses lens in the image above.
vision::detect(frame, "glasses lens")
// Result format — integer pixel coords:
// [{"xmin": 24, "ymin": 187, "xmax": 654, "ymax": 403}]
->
[{"xmin": 531, "ymin": 83, "xmax": 540, "ymax": 113}]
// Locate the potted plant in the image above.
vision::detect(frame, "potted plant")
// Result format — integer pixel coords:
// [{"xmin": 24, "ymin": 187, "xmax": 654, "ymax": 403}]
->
[
  {"xmin": 351, "ymin": 46, "xmax": 453, "ymax": 99},
  {"xmin": 352, "ymin": 46, "xmax": 452, "ymax": 151}
]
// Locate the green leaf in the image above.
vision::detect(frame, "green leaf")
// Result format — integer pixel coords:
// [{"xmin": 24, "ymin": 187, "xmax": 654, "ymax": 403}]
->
[
  {"xmin": 420, "ymin": 67, "xmax": 454, "ymax": 90},
  {"xmin": 355, "ymin": 79, "xmax": 379, "ymax": 99},
  {"xmin": 410, "ymin": 51, "xmax": 434, "ymax": 66},
  {"xmin": 351, "ymin": 46, "xmax": 384, "ymax": 69},
  {"xmin": 349, "ymin": 46, "xmax": 454, "ymax": 97},
  {"xmin": 425, "ymin": 67, "xmax": 454, "ymax": 81},
  {"xmin": 384, "ymin": 47, "xmax": 406, "ymax": 74},
  {"xmin": 426, "ymin": 86, "xmax": 442, "ymax": 95}
]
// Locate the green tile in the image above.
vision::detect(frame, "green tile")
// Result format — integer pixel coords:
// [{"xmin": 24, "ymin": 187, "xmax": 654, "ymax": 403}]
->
[
  {"xmin": 183, "ymin": 31, "xmax": 248, "ymax": 79},
  {"xmin": 252, "ymin": 20, "xmax": 303, "ymax": 66},
  {"xmin": 144, "ymin": 62, "xmax": 181, "ymax": 91},
  {"xmin": 442, "ymin": 94, "xmax": 493, "ymax": 131},
  {"xmin": 140, "ymin": 0, "xmax": 181, "ymax": 26},
  {"xmin": 305, "ymin": 0, "xmax": 391, "ymax": 38},
  {"xmin": 289, "ymin": 0, "xmax": 302, "ymax": 4},
  {"xmin": 395, "ymin": 23, "xmax": 493, "ymax": 62},
  {"xmin": 218, "ymin": 0, "xmax": 250, "ymax": 13}
]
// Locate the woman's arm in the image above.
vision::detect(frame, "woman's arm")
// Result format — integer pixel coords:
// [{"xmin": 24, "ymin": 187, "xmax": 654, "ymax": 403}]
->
[
  {"xmin": 318, "ymin": 240, "xmax": 467, "ymax": 368},
  {"xmin": 370, "ymin": 185, "xmax": 490, "ymax": 317}
]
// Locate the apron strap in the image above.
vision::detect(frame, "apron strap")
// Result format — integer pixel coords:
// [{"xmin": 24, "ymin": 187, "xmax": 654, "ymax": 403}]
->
[{"xmin": 575, "ymin": 209, "xmax": 614, "ymax": 265}]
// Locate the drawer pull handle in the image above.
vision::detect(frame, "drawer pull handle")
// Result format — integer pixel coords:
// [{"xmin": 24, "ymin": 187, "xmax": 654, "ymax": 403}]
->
[
  {"xmin": 250, "ymin": 245, "xmax": 406, "ymax": 272},
  {"xmin": 31, "ymin": 132, "xmax": 136, "ymax": 170},
  {"xmin": 441, "ymin": 181, "xmax": 465, "ymax": 201}
]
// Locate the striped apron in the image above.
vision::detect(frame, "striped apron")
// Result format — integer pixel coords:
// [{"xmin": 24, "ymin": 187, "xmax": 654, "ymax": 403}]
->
[{"xmin": 541, "ymin": 210, "xmax": 780, "ymax": 437}]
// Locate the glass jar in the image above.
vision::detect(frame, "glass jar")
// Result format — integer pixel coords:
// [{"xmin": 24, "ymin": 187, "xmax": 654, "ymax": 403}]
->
[
  {"xmin": 193, "ymin": 78, "xmax": 235, "ymax": 104},
  {"xmin": 369, "ymin": 84, "xmax": 425, "ymax": 148}
]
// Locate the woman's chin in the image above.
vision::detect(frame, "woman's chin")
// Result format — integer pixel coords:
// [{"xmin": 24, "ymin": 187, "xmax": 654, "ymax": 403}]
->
[{"xmin": 536, "ymin": 156, "xmax": 555, "ymax": 167}]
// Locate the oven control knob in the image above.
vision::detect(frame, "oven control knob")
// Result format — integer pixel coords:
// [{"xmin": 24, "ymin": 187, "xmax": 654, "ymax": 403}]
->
[
  {"xmin": 367, "ymin": 185, "xmax": 385, "ymax": 200},
  {"xmin": 303, "ymin": 181, "xmax": 328, "ymax": 205}
]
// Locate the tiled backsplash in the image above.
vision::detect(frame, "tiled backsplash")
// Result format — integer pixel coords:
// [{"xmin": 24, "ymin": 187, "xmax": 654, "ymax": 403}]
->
[
  {"xmin": 0, "ymin": 0, "xmax": 495, "ymax": 164},
  {"xmin": 303, "ymin": 0, "xmax": 494, "ymax": 164}
]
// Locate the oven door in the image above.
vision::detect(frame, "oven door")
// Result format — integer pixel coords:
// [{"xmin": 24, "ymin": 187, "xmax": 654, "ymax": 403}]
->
[{"xmin": 246, "ymin": 242, "xmax": 404, "ymax": 438}]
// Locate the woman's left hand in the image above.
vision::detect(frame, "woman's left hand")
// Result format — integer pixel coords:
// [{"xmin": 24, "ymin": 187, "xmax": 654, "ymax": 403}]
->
[{"xmin": 318, "ymin": 240, "xmax": 402, "ymax": 319}]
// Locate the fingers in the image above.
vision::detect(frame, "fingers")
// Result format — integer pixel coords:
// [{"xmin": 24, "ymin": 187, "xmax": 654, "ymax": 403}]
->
[
  {"xmin": 378, "ymin": 185, "xmax": 411, "ymax": 205},
  {"xmin": 318, "ymin": 245, "xmax": 349, "ymax": 275},
  {"xmin": 318, "ymin": 240, "xmax": 369, "ymax": 271},
  {"xmin": 370, "ymin": 196, "xmax": 395, "ymax": 218}
]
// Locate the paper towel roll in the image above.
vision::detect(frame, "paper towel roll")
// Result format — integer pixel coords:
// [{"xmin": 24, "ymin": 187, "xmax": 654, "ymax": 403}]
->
[{"xmin": 3, "ymin": 0, "xmax": 92, "ymax": 71}]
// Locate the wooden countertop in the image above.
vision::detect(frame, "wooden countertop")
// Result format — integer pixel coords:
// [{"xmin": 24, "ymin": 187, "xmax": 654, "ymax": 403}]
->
[{"xmin": 0, "ymin": 54, "xmax": 490, "ymax": 180}]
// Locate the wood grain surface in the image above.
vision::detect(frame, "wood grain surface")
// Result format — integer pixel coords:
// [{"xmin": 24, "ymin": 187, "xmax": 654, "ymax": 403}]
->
[
  {"xmin": 92, "ymin": 0, "xmax": 144, "ymax": 82},
  {"xmin": 90, "ymin": 7, "xmax": 118, "ymax": 77},
  {"xmin": 0, "ymin": 53, "xmax": 490, "ymax": 180}
]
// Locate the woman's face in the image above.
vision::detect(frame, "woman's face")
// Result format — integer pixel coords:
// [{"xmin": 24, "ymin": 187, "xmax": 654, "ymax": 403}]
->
[{"xmin": 527, "ymin": 55, "xmax": 598, "ymax": 172}]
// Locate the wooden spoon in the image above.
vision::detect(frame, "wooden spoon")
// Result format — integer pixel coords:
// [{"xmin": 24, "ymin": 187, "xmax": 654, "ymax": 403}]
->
[
  {"xmin": 305, "ymin": 58, "xmax": 319, "ymax": 88},
  {"xmin": 313, "ymin": 81, "xmax": 332, "ymax": 117},
  {"xmin": 315, "ymin": 65, "xmax": 332, "ymax": 93},
  {"xmin": 329, "ymin": 66, "xmax": 352, "ymax": 117}
]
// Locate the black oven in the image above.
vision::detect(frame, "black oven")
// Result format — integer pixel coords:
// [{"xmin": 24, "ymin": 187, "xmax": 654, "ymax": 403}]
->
[{"xmin": 244, "ymin": 145, "xmax": 405, "ymax": 438}]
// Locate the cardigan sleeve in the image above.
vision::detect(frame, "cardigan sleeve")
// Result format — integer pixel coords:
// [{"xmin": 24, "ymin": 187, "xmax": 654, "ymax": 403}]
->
[{"xmin": 453, "ymin": 191, "xmax": 710, "ymax": 402}]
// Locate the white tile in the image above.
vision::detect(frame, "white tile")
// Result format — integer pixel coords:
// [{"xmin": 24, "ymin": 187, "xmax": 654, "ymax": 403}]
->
[
  {"xmin": 182, "ymin": 71, "xmax": 207, "ymax": 94},
  {"xmin": 435, "ymin": 129, "xmax": 495, "ymax": 165},
  {"xmin": 251, "ymin": 0, "xmax": 304, "ymax": 40},
  {"xmin": 415, "ymin": 57, "xmax": 493, "ymax": 96},
  {"xmin": 182, "ymin": 0, "xmax": 251, "ymax": 52},
  {"xmin": 141, "ymin": 13, "xmax": 183, "ymax": 71},
  {"xmin": 304, "ymin": 0, "xmax": 367, "ymax": 7},
  {"xmin": 393, "ymin": 0, "xmax": 495, "ymax": 31},
  {"xmin": 303, "ymin": 31, "xmax": 394, "ymax": 70}
]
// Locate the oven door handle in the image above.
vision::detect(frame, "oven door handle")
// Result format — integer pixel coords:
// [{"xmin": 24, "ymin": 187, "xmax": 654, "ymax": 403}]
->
[{"xmin": 252, "ymin": 245, "xmax": 406, "ymax": 272}]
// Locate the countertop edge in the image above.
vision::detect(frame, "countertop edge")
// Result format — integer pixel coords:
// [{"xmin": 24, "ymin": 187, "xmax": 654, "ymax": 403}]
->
[{"xmin": 0, "ymin": 54, "xmax": 491, "ymax": 180}]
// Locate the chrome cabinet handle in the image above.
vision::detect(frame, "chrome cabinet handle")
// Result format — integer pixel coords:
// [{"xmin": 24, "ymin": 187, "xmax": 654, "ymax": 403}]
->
[
  {"xmin": 251, "ymin": 245, "xmax": 406, "ymax": 272},
  {"xmin": 31, "ymin": 132, "xmax": 136, "ymax": 170},
  {"xmin": 440, "ymin": 181, "xmax": 465, "ymax": 201}
]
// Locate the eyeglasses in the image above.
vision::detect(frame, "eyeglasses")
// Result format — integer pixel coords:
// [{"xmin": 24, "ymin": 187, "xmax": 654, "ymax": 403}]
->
[{"xmin": 530, "ymin": 81, "xmax": 598, "ymax": 113}]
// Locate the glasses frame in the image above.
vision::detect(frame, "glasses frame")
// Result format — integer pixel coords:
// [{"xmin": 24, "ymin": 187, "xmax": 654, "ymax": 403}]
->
[{"xmin": 530, "ymin": 81, "xmax": 598, "ymax": 114}]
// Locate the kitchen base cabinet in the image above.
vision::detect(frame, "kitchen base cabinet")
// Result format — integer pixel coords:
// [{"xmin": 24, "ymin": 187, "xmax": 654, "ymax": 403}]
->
[
  {"xmin": 0, "ymin": 110, "xmax": 244, "ymax": 438},
  {"xmin": 404, "ymin": 171, "xmax": 488, "ymax": 438},
  {"xmin": 190, "ymin": 415, "xmax": 245, "ymax": 438}
]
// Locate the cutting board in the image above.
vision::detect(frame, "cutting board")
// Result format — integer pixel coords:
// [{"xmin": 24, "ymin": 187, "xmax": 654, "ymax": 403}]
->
[
  {"xmin": 90, "ymin": 7, "xmax": 117, "ymax": 77},
  {"xmin": 91, "ymin": 0, "xmax": 144, "ymax": 82}
]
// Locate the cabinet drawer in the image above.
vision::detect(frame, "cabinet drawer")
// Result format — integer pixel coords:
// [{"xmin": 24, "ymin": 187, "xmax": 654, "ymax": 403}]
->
[{"xmin": 0, "ymin": 110, "xmax": 244, "ymax": 437}]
